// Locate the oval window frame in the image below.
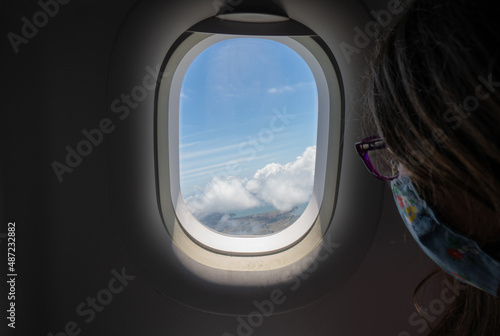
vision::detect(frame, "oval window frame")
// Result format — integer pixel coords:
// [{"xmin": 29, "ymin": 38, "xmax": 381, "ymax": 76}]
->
[{"xmin": 157, "ymin": 30, "xmax": 343, "ymax": 258}]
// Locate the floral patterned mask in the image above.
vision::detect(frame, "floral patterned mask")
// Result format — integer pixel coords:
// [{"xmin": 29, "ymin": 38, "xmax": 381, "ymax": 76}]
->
[{"xmin": 391, "ymin": 176, "xmax": 500, "ymax": 296}]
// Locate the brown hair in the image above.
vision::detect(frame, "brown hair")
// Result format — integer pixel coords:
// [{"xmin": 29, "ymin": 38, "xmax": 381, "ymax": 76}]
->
[{"xmin": 363, "ymin": 0, "xmax": 500, "ymax": 334}]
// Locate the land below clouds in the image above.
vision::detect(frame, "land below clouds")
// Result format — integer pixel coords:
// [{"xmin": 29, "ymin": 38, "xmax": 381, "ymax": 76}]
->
[{"xmin": 199, "ymin": 207, "xmax": 301, "ymax": 236}]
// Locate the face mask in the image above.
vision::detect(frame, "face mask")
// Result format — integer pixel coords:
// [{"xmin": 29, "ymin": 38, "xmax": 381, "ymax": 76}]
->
[{"xmin": 390, "ymin": 176, "xmax": 500, "ymax": 296}]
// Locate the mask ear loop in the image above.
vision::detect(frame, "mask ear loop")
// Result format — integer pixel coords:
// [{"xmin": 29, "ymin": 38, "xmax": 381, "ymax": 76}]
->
[{"xmin": 390, "ymin": 159, "xmax": 399, "ymax": 177}]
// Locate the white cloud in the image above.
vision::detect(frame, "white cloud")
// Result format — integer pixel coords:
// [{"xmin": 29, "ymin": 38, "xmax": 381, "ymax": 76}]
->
[
  {"xmin": 185, "ymin": 176, "xmax": 261, "ymax": 215},
  {"xmin": 267, "ymin": 86, "xmax": 294, "ymax": 94},
  {"xmin": 180, "ymin": 142, "xmax": 241, "ymax": 160},
  {"xmin": 184, "ymin": 146, "xmax": 316, "ymax": 217},
  {"xmin": 248, "ymin": 146, "xmax": 316, "ymax": 211},
  {"xmin": 267, "ymin": 82, "xmax": 316, "ymax": 94},
  {"xmin": 180, "ymin": 141, "xmax": 202, "ymax": 149}
]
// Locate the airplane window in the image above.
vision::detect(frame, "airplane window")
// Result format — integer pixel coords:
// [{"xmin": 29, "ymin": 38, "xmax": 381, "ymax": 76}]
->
[
  {"xmin": 179, "ymin": 38, "xmax": 318, "ymax": 236},
  {"xmin": 157, "ymin": 29, "xmax": 340, "ymax": 255}
]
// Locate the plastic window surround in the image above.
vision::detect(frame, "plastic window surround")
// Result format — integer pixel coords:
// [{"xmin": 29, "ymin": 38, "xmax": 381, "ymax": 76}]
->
[{"xmin": 157, "ymin": 31, "xmax": 341, "ymax": 256}]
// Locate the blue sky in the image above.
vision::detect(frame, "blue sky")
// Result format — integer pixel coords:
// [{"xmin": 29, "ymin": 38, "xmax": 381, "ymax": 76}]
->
[{"xmin": 179, "ymin": 38, "xmax": 318, "ymax": 202}]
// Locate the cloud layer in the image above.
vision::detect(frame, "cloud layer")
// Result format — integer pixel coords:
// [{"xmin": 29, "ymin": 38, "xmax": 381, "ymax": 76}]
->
[{"xmin": 185, "ymin": 146, "xmax": 316, "ymax": 217}]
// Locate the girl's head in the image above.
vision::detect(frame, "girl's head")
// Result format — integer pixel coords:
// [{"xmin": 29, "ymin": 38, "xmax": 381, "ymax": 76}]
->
[
  {"xmin": 362, "ymin": 1, "xmax": 500, "ymax": 334},
  {"xmin": 364, "ymin": 0, "xmax": 500, "ymax": 241}
]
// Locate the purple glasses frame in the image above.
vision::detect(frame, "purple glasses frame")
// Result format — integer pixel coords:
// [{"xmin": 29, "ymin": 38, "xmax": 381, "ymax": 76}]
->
[{"xmin": 354, "ymin": 135, "xmax": 399, "ymax": 182}]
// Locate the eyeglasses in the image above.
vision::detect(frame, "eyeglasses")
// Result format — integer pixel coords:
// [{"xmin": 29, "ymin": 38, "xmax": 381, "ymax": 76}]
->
[{"xmin": 354, "ymin": 136, "xmax": 400, "ymax": 182}]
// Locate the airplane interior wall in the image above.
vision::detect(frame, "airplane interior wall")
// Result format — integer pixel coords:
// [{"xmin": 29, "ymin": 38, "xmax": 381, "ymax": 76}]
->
[{"xmin": 1, "ymin": 0, "xmax": 437, "ymax": 335}]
